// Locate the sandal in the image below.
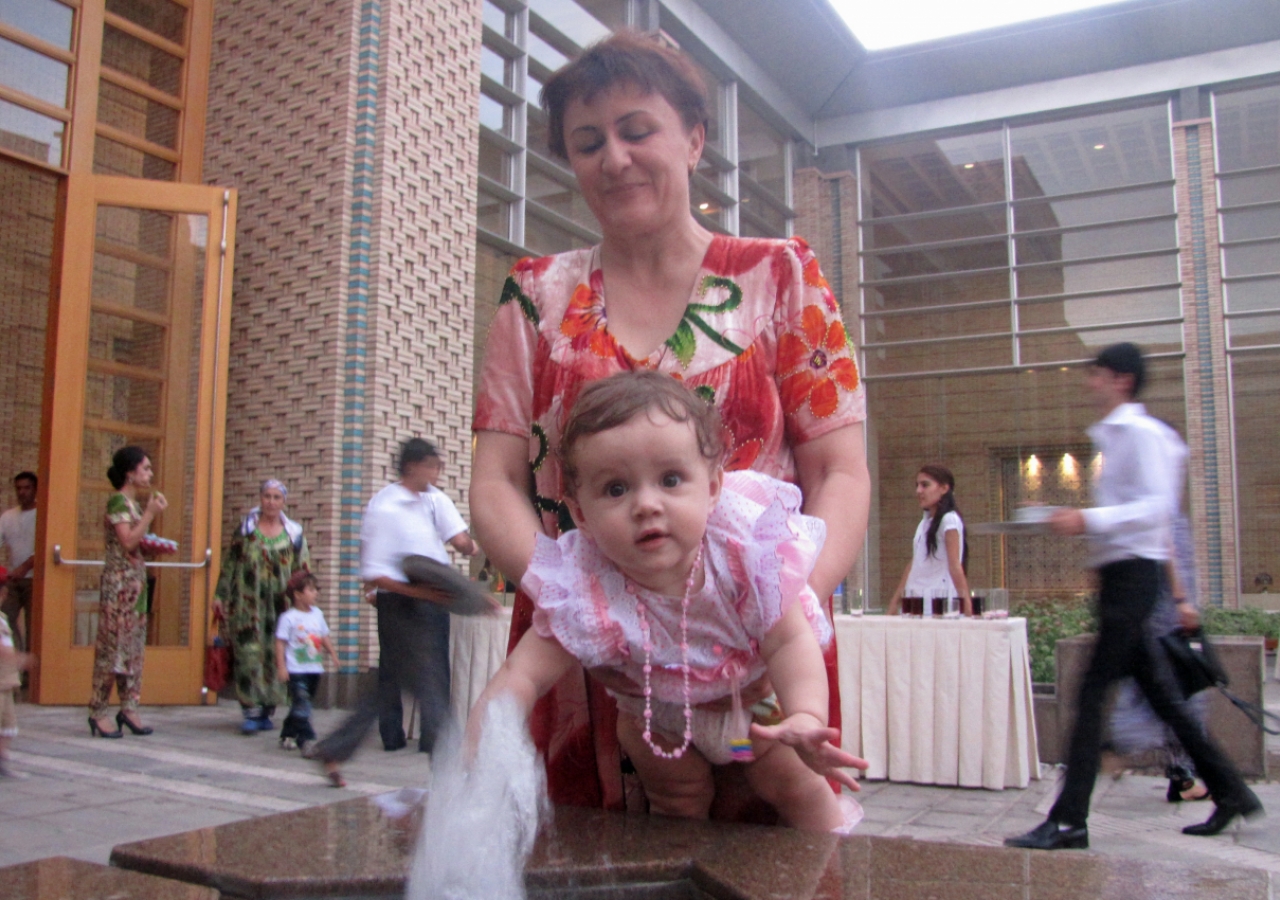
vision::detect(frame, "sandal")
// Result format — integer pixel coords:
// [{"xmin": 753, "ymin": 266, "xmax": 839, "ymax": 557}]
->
[{"xmin": 323, "ymin": 763, "xmax": 346, "ymax": 788}]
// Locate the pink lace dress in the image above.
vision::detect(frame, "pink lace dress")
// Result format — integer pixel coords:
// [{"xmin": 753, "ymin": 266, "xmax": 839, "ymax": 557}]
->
[{"xmin": 524, "ymin": 471, "xmax": 831, "ymax": 764}]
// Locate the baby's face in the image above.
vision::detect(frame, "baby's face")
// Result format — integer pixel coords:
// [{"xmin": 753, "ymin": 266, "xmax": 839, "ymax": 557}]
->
[{"xmin": 566, "ymin": 411, "xmax": 722, "ymax": 596}]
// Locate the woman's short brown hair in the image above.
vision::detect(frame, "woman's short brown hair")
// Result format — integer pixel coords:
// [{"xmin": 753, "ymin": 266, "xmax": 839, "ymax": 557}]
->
[
  {"xmin": 541, "ymin": 30, "xmax": 709, "ymax": 160},
  {"xmin": 560, "ymin": 371, "xmax": 724, "ymax": 494}
]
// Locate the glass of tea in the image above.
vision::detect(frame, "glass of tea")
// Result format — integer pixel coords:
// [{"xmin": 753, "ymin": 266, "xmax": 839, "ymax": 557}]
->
[
  {"xmin": 969, "ymin": 592, "xmax": 985, "ymax": 617},
  {"xmin": 901, "ymin": 595, "xmax": 923, "ymax": 617}
]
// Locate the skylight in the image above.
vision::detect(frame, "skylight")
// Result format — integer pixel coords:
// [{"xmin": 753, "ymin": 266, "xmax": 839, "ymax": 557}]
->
[{"xmin": 830, "ymin": 0, "xmax": 1142, "ymax": 51}]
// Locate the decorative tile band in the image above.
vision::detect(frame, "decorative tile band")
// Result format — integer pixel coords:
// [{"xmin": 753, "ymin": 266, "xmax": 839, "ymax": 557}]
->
[
  {"xmin": 337, "ymin": 0, "xmax": 381, "ymax": 668},
  {"xmin": 1184, "ymin": 125, "xmax": 1225, "ymax": 608}
]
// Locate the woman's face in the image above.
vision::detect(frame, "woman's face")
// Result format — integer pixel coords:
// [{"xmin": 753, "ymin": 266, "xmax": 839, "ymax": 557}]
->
[
  {"xmin": 260, "ymin": 487, "xmax": 286, "ymax": 517},
  {"xmin": 129, "ymin": 457, "xmax": 154, "ymax": 488},
  {"xmin": 915, "ymin": 473, "xmax": 949, "ymax": 513},
  {"xmin": 562, "ymin": 83, "xmax": 704, "ymax": 239}
]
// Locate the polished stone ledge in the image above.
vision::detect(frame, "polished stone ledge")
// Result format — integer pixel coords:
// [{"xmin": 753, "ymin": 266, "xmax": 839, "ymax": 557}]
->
[
  {"xmin": 109, "ymin": 797, "xmax": 1273, "ymax": 899},
  {"xmin": 0, "ymin": 856, "xmax": 220, "ymax": 900}
]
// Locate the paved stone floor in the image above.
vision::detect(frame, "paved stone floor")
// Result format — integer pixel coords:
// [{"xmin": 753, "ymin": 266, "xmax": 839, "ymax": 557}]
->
[{"xmin": 2, "ymin": 694, "xmax": 1279, "ymax": 877}]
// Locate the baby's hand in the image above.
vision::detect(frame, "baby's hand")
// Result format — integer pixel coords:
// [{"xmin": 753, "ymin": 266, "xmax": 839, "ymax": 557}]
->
[{"xmin": 750, "ymin": 713, "xmax": 869, "ymax": 792}]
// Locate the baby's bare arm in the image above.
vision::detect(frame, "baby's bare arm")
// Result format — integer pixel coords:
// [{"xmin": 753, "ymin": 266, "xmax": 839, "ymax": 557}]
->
[{"xmin": 464, "ymin": 629, "xmax": 576, "ymax": 754}]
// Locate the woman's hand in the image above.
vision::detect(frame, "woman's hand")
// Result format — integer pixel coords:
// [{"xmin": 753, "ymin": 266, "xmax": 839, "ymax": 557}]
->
[
  {"xmin": 146, "ymin": 491, "xmax": 168, "ymax": 517},
  {"xmin": 750, "ymin": 712, "xmax": 868, "ymax": 791},
  {"xmin": 1177, "ymin": 600, "xmax": 1200, "ymax": 631}
]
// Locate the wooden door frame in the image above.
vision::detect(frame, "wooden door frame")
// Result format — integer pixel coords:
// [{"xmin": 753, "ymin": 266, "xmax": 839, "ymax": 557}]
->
[{"xmin": 32, "ymin": 174, "xmax": 235, "ymax": 705}]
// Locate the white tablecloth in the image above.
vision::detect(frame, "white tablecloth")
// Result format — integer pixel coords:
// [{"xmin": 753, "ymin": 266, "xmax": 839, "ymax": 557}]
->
[
  {"xmin": 836, "ymin": 614, "xmax": 1039, "ymax": 790},
  {"xmin": 448, "ymin": 607, "xmax": 512, "ymax": 724}
]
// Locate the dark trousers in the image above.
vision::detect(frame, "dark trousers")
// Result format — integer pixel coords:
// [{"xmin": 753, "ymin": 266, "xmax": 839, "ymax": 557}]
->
[
  {"xmin": 313, "ymin": 591, "xmax": 451, "ymax": 763},
  {"xmin": 281, "ymin": 673, "xmax": 321, "ymax": 744},
  {"xmin": 2, "ymin": 579, "xmax": 32, "ymax": 653},
  {"xmin": 1050, "ymin": 558, "xmax": 1250, "ymax": 826}
]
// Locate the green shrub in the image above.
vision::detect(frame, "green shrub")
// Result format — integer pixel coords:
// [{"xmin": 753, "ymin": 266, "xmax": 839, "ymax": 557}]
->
[
  {"xmin": 1201, "ymin": 606, "xmax": 1280, "ymax": 641},
  {"xmin": 1010, "ymin": 595, "xmax": 1098, "ymax": 684}
]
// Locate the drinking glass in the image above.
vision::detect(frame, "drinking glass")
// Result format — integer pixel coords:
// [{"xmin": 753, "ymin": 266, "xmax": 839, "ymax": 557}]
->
[
  {"xmin": 901, "ymin": 594, "xmax": 923, "ymax": 617},
  {"xmin": 969, "ymin": 590, "xmax": 986, "ymax": 618},
  {"xmin": 929, "ymin": 587, "xmax": 948, "ymax": 619},
  {"xmin": 987, "ymin": 588, "xmax": 1010, "ymax": 619}
]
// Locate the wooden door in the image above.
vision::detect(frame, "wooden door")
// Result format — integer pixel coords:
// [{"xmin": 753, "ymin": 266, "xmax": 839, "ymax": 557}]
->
[{"xmin": 33, "ymin": 175, "xmax": 235, "ymax": 705}]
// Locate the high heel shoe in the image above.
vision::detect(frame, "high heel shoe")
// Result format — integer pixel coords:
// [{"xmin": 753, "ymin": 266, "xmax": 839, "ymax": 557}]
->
[
  {"xmin": 1182, "ymin": 792, "xmax": 1264, "ymax": 836},
  {"xmin": 117, "ymin": 712, "xmax": 153, "ymax": 736},
  {"xmin": 88, "ymin": 716, "xmax": 123, "ymax": 739}
]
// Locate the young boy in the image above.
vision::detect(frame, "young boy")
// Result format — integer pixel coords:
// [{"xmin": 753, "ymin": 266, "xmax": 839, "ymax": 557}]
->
[
  {"xmin": 275, "ymin": 570, "xmax": 338, "ymax": 754},
  {"xmin": 1, "ymin": 567, "xmax": 35, "ymax": 778}
]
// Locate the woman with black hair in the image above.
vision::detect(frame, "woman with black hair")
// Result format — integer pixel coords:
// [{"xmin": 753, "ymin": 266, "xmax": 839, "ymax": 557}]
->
[
  {"xmin": 888, "ymin": 465, "xmax": 972, "ymax": 616},
  {"xmin": 88, "ymin": 446, "xmax": 167, "ymax": 738}
]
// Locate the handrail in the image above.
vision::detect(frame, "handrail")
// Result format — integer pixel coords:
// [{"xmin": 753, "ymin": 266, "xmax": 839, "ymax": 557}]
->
[{"xmin": 53, "ymin": 545, "xmax": 212, "ymax": 569}]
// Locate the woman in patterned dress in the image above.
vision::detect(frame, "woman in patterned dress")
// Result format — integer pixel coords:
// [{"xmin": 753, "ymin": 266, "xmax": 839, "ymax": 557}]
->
[
  {"xmin": 88, "ymin": 446, "xmax": 167, "ymax": 738},
  {"xmin": 470, "ymin": 31, "xmax": 870, "ymax": 815},
  {"xmin": 213, "ymin": 479, "xmax": 310, "ymax": 734}
]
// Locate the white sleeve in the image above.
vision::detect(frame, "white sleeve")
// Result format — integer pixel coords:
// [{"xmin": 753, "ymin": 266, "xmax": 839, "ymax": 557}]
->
[
  {"xmin": 274, "ymin": 612, "xmax": 292, "ymax": 642},
  {"xmin": 940, "ymin": 511, "xmax": 963, "ymax": 534},
  {"xmin": 315, "ymin": 609, "xmax": 330, "ymax": 637},
  {"xmin": 360, "ymin": 496, "xmax": 405, "ymax": 582},
  {"xmin": 432, "ymin": 491, "xmax": 468, "ymax": 543}
]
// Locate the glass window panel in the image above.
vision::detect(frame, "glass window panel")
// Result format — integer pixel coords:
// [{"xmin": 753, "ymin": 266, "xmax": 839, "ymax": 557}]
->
[
  {"xmin": 738, "ymin": 102, "xmax": 786, "ymax": 201},
  {"xmin": 0, "ymin": 0, "xmax": 74, "ymax": 49},
  {"xmin": 1010, "ymin": 104, "xmax": 1172, "ymax": 199},
  {"xmin": 1021, "ymin": 322, "xmax": 1181, "ymax": 364},
  {"xmin": 481, "ymin": 44, "xmax": 512, "ymax": 87},
  {"xmin": 1227, "ymin": 314, "xmax": 1280, "ymax": 349},
  {"xmin": 528, "ymin": 113, "xmax": 552, "ymax": 158},
  {"xmin": 479, "ymin": 92, "xmax": 510, "ymax": 135},
  {"xmin": 1221, "ymin": 204, "xmax": 1280, "ymax": 243},
  {"xmin": 106, "ymin": 0, "xmax": 186, "ymax": 44},
  {"xmin": 866, "ymin": 271, "xmax": 1010, "ymax": 313},
  {"xmin": 1215, "ymin": 83, "xmax": 1280, "ymax": 173},
  {"xmin": 0, "ymin": 97, "xmax": 64, "ymax": 165},
  {"xmin": 1224, "ymin": 276, "xmax": 1280, "ymax": 314},
  {"xmin": 478, "ymin": 133, "xmax": 511, "ymax": 187},
  {"xmin": 740, "ymin": 181, "xmax": 787, "ymax": 236},
  {"xmin": 698, "ymin": 65, "xmax": 722, "ymax": 154},
  {"xmin": 1223, "ymin": 239, "xmax": 1280, "ymax": 279},
  {"xmin": 1019, "ymin": 288, "xmax": 1181, "ymax": 330},
  {"xmin": 861, "ymin": 130, "xmax": 1005, "ymax": 216},
  {"xmin": 0, "ymin": 35, "xmax": 70, "ymax": 107},
  {"xmin": 1017, "ymin": 253, "xmax": 1178, "ymax": 297},
  {"xmin": 527, "ymin": 169, "xmax": 598, "ymax": 232},
  {"xmin": 1014, "ymin": 184, "xmax": 1174, "ymax": 231},
  {"xmin": 867, "ymin": 239, "xmax": 1007, "ymax": 280},
  {"xmin": 97, "ymin": 79, "xmax": 180, "ymax": 149},
  {"xmin": 482, "ymin": 0, "xmax": 510, "ymax": 38},
  {"xmin": 88, "ymin": 312, "xmax": 166, "ymax": 371},
  {"xmin": 83, "ymin": 370, "xmax": 162, "ymax": 427},
  {"xmin": 865, "ymin": 336, "xmax": 1011, "ymax": 377},
  {"xmin": 477, "ymin": 189, "xmax": 510, "ymax": 239},
  {"xmin": 528, "ymin": 30, "xmax": 568, "ymax": 71},
  {"xmin": 1218, "ymin": 168, "xmax": 1280, "ymax": 207},
  {"xmin": 691, "ymin": 182, "xmax": 726, "ymax": 229},
  {"xmin": 1231, "ymin": 352, "xmax": 1280, "ymax": 594},
  {"xmin": 864, "ymin": 208, "xmax": 1005, "ymax": 250},
  {"xmin": 867, "ymin": 304, "xmax": 1011, "ymax": 344},
  {"xmin": 101, "ymin": 24, "xmax": 182, "ymax": 97},
  {"xmin": 1015, "ymin": 219, "xmax": 1175, "ymax": 265},
  {"xmin": 528, "ymin": 0, "xmax": 614, "ymax": 48},
  {"xmin": 526, "ymin": 212, "xmax": 590, "ymax": 256},
  {"xmin": 93, "ymin": 134, "xmax": 176, "ymax": 179},
  {"xmin": 526, "ymin": 69, "xmax": 545, "ymax": 104}
]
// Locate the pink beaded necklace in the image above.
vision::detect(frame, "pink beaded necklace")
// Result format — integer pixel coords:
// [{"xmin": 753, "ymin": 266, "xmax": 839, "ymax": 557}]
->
[{"xmin": 634, "ymin": 545, "xmax": 703, "ymax": 760}]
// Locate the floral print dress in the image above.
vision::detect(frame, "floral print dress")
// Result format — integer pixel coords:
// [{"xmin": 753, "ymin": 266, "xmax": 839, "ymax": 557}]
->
[
  {"xmin": 215, "ymin": 525, "xmax": 310, "ymax": 713},
  {"xmin": 89, "ymin": 493, "xmax": 148, "ymax": 716},
  {"xmin": 474, "ymin": 234, "xmax": 866, "ymax": 809}
]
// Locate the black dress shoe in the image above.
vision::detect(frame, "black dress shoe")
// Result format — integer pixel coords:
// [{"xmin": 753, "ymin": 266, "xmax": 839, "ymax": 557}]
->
[
  {"xmin": 383, "ymin": 738, "xmax": 407, "ymax": 752},
  {"xmin": 117, "ymin": 712, "xmax": 153, "ymax": 735},
  {"xmin": 1004, "ymin": 819, "xmax": 1089, "ymax": 850},
  {"xmin": 1182, "ymin": 792, "xmax": 1264, "ymax": 836}
]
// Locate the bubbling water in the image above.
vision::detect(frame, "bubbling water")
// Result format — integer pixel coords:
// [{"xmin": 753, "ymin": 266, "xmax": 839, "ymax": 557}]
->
[{"xmin": 406, "ymin": 694, "xmax": 549, "ymax": 900}]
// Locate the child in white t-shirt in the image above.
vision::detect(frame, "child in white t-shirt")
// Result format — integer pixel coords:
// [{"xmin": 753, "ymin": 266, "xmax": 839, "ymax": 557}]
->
[
  {"xmin": 275, "ymin": 570, "xmax": 338, "ymax": 753},
  {"xmin": 1, "ymin": 567, "xmax": 35, "ymax": 778}
]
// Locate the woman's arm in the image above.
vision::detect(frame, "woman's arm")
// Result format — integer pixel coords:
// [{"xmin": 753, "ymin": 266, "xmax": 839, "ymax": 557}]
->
[
  {"xmin": 470, "ymin": 430, "xmax": 543, "ymax": 586},
  {"xmin": 754, "ymin": 602, "xmax": 867, "ymax": 788},
  {"xmin": 793, "ymin": 422, "xmax": 870, "ymax": 602},
  {"xmin": 887, "ymin": 561, "xmax": 912, "ymax": 615},
  {"xmin": 944, "ymin": 529, "xmax": 972, "ymax": 616},
  {"xmin": 113, "ymin": 494, "xmax": 165, "ymax": 553}
]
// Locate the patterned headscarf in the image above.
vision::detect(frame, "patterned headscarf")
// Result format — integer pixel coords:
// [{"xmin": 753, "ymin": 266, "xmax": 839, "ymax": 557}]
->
[{"xmin": 260, "ymin": 478, "xmax": 288, "ymax": 498}]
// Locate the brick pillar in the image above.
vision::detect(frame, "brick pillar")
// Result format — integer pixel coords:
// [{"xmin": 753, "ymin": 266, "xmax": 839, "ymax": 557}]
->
[
  {"xmin": 204, "ymin": 0, "xmax": 480, "ymax": 680},
  {"xmin": 1173, "ymin": 118, "xmax": 1237, "ymax": 608}
]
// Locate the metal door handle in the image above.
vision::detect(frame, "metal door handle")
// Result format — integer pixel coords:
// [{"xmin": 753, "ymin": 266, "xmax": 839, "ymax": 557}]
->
[{"xmin": 53, "ymin": 545, "xmax": 211, "ymax": 569}]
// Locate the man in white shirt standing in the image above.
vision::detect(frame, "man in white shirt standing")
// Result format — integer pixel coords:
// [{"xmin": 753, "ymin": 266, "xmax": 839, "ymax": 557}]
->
[
  {"xmin": 1006, "ymin": 343, "xmax": 1261, "ymax": 851},
  {"xmin": 0, "ymin": 472, "xmax": 38, "ymax": 654},
  {"xmin": 312, "ymin": 439, "xmax": 477, "ymax": 783}
]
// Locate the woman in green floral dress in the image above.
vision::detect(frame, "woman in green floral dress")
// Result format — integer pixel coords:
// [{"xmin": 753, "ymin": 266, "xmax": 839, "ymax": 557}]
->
[
  {"xmin": 213, "ymin": 479, "xmax": 310, "ymax": 733},
  {"xmin": 89, "ymin": 446, "xmax": 167, "ymax": 738}
]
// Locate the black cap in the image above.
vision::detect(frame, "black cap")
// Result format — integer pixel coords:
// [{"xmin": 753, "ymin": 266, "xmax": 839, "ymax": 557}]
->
[{"xmin": 1093, "ymin": 342, "xmax": 1145, "ymax": 398}]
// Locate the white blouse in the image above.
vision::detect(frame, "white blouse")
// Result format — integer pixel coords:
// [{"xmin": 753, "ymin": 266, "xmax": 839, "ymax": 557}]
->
[{"xmin": 904, "ymin": 510, "xmax": 964, "ymax": 598}]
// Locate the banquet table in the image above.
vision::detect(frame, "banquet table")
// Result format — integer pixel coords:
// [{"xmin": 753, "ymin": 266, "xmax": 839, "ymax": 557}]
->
[
  {"xmin": 448, "ymin": 606, "xmax": 513, "ymax": 723},
  {"xmin": 836, "ymin": 614, "xmax": 1040, "ymax": 790}
]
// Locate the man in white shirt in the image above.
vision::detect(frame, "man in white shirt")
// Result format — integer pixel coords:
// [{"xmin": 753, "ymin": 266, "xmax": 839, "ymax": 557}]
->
[
  {"xmin": 313, "ymin": 440, "xmax": 478, "ymax": 777},
  {"xmin": 0, "ymin": 472, "xmax": 38, "ymax": 653},
  {"xmin": 1006, "ymin": 343, "xmax": 1260, "ymax": 851}
]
